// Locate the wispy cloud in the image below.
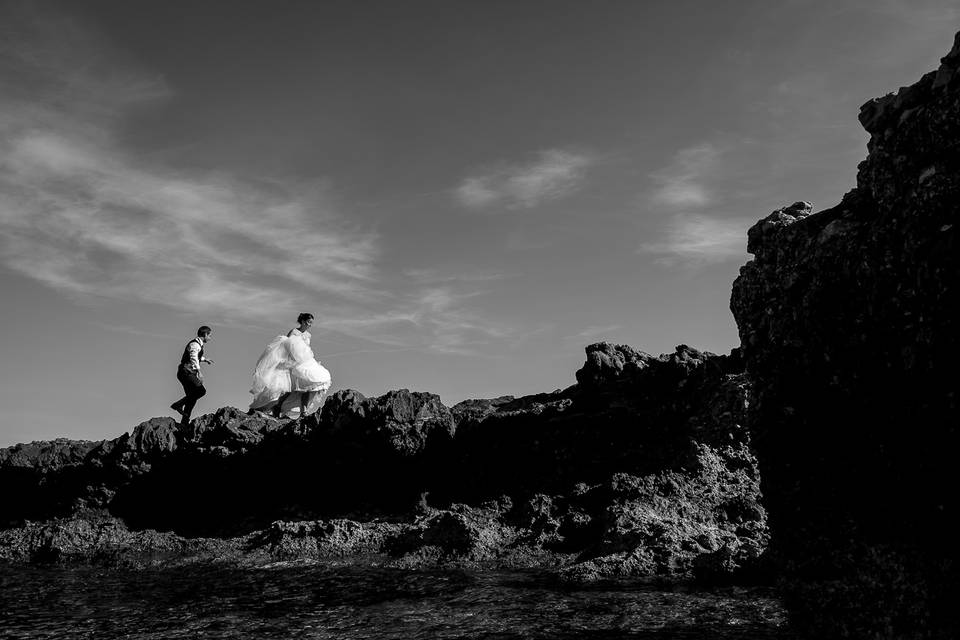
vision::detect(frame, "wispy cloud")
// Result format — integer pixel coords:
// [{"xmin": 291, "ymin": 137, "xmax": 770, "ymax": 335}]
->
[
  {"xmin": 0, "ymin": 130, "xmax": 380, "ymax": 313},
  {"xmin": 402, "ymin": 267, "xmax": 508, "ymax": 285},
  {"xmin": 456, "ymin": 149, "xmax": 593, "ymax": 211},
  {"xmin": 639, "ymin": 141, "xmax": 752, "ymax": 266},
  {"xmin": 408, "ymin": 287, "xmax": 513, "ymax": 355},
  {"xmin": 0, "ymin": 5, "xmax": 511, "ymax": 356},
  {"xmin": 563, "ymin": 324, "xmax": 622, "ymax": 344},
  {"xmin": 649, "ymin": 143, "xmax": 719, "ymax": 208},
  {"xmin": 0, "ymin": 6, "xmax": 377, "ymax": 320},
  {"xmin": 327, "ymin": 286, "xmax": 512, "ymax": 356},
  {"xmin": 638, "ymin": 214, "xmax": 749, "ymax": 266}
]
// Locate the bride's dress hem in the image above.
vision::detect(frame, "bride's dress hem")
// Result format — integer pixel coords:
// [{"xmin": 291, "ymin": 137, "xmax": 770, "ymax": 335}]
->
[{"xmin": 249, "ymin": 333, "xmax": 331, "ymax": 418}]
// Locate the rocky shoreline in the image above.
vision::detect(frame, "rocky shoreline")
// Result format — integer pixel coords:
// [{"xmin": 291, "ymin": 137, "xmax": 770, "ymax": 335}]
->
[{"xmin": 1, "ymin": 345, "xmax": 765, "ymax": 584}]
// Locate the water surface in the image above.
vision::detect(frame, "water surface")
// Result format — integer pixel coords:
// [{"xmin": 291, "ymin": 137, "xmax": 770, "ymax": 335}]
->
[{"xmin": 0, "ymin": 564, "xmax": 792, "ymax": 639}]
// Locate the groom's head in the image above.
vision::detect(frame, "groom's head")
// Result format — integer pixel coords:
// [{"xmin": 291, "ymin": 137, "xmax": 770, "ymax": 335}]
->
[{"xmin": 197, "ymin": 326, "xmax": 212, "ymax": 342}]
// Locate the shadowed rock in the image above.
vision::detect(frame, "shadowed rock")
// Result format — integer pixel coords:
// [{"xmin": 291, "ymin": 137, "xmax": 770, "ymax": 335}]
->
[
  {"xmin": 0, "ymin": 345, "xmax": 764, "ymax": 582},
  {"xmin": 731, "ymin": 30, "xmax": 960, "ymax": 639}
]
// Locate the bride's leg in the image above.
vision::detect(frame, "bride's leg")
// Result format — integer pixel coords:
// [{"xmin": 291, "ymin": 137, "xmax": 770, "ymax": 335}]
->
[
  {"xmin": 299, "ymin": 391, "xmax": 315, "ymax": 417},
  {"xmin": 273, "ymin": 392, "xmax": 292, "ymax": 417}
]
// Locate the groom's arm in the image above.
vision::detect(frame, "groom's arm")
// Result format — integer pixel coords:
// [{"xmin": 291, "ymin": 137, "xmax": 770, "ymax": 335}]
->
[{"xmin": 187, "ymin": 341, "xmax": 203, "ymax": 376}]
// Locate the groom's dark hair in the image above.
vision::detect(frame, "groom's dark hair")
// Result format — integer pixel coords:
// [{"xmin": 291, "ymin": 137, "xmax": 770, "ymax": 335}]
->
[
  {"xmin": 197, "ymin": 326, "xmax": 212, "ymax": 338},
  {"xmin": 297, "ymin": 313, "xmax": 314, "ymax": 324}
]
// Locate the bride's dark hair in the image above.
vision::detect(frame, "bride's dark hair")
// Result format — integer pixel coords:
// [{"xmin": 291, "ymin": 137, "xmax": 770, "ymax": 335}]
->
[{"xmin": 297, "ymin": 313, "xmax": 314, "ymax": 324}]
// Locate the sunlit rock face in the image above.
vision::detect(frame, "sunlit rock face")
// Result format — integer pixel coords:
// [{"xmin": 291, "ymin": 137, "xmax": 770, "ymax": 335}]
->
[{"xmin": 731, "ymin": 30, "xmax": 960, "ymax": 639}]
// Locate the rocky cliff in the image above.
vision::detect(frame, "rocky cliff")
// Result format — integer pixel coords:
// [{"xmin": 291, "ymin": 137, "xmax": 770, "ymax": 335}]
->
[
  {"xmin": 0, "ymin": 344, "xmax": 765, "ymax": 582},
  {"xmin": 731, "ymin": 31, "xmax": 960, "ymax": 639}
]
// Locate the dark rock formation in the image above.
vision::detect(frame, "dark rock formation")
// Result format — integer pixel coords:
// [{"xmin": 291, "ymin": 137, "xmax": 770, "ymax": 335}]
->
[
  {"xmin": 0, "ymin": 344, "xmax": 765, "ymax": 582},
  {"xmin": 731, "ymin": 31, "xmax": 960, "ymax": 639}
]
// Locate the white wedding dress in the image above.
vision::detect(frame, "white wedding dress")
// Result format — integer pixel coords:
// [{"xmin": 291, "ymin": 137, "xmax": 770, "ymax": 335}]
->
[{"xmin": 249, "ymin": 329, "xmax": 332, "ymax": 418}]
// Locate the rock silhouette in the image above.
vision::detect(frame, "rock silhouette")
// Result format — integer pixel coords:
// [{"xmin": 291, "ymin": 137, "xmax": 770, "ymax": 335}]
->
[
  {"xmin": 1, "ymin": 345, "xmax": 764, "ymax": 582},
  {"xmin": 731, "ymin": 30, "xmax": 960, "ymax": 639}
]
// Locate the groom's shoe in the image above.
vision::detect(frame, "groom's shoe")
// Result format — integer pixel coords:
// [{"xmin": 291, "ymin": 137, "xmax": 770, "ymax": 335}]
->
[{"xmin": 170, "ymin": 402, "xmax": 185, "ymax": 416}]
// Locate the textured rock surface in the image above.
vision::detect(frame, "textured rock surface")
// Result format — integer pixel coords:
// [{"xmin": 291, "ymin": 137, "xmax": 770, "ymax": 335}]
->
[
  {"xmin": 0, "ymin": 345, "xmax": 765, "ymax": 582},
  {"xmin": 731, "ymin": 31, "xmax": 960, "ymax": 639}
]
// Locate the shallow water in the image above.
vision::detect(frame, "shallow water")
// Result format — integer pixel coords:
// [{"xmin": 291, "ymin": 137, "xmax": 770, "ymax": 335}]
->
[{"xmin": 0, "ymin": 564, "xmax": 793, "ymax": 639}]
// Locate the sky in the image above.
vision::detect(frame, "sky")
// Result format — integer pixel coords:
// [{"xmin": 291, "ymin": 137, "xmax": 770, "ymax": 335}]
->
[{"xmin": 1, "ymin": 0, "xmax": 957, "ymax": 446}]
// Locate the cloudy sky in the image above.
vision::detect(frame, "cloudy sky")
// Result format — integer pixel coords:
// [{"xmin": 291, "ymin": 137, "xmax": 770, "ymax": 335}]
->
[{"xmin": 1, "ymin": 0, "xmax": 957, "ymax": 446}]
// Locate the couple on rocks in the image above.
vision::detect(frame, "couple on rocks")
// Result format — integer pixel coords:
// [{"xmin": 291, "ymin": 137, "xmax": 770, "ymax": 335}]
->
[{"xmin": 170, "ymin": 313, "xmax": 332, "ymax": 425}]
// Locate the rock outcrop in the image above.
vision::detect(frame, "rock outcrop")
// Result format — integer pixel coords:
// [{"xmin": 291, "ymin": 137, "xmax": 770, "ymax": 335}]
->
[
  {"xmin": 731, "ymin": 31, "xmax": 960, "ymax": 639},
  {"xmin": 0, "ymin": 345, "xmax": 765, "ymax": 582}
]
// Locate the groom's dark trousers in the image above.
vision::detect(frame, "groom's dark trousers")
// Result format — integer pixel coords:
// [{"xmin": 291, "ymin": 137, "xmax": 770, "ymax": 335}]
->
[{"xmin": 175, "ymin": 364, "xmax": 206, "ymax": 424}]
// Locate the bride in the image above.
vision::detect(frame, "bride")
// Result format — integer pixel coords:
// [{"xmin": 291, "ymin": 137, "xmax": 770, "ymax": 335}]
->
[{"xmin": 249, "ymin": 313, "xmax": 332, "ymax": 418}]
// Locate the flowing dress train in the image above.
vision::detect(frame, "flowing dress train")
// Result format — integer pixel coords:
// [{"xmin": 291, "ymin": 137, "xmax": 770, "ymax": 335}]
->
[{"xmin": 250, "ymin": 329, "xmax": 331, "ymax": 418}]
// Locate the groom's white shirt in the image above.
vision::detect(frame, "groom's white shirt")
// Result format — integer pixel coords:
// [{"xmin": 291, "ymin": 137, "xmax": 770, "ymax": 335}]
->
[{"xmin": 186, "ymin": 338, "xmax": 209, "ymax": 374}]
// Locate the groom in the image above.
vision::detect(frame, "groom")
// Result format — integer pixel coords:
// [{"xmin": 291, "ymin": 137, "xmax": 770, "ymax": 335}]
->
[{"xmin": 171, "ymin": 326, "xmax": 214, "ymax": 425}]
